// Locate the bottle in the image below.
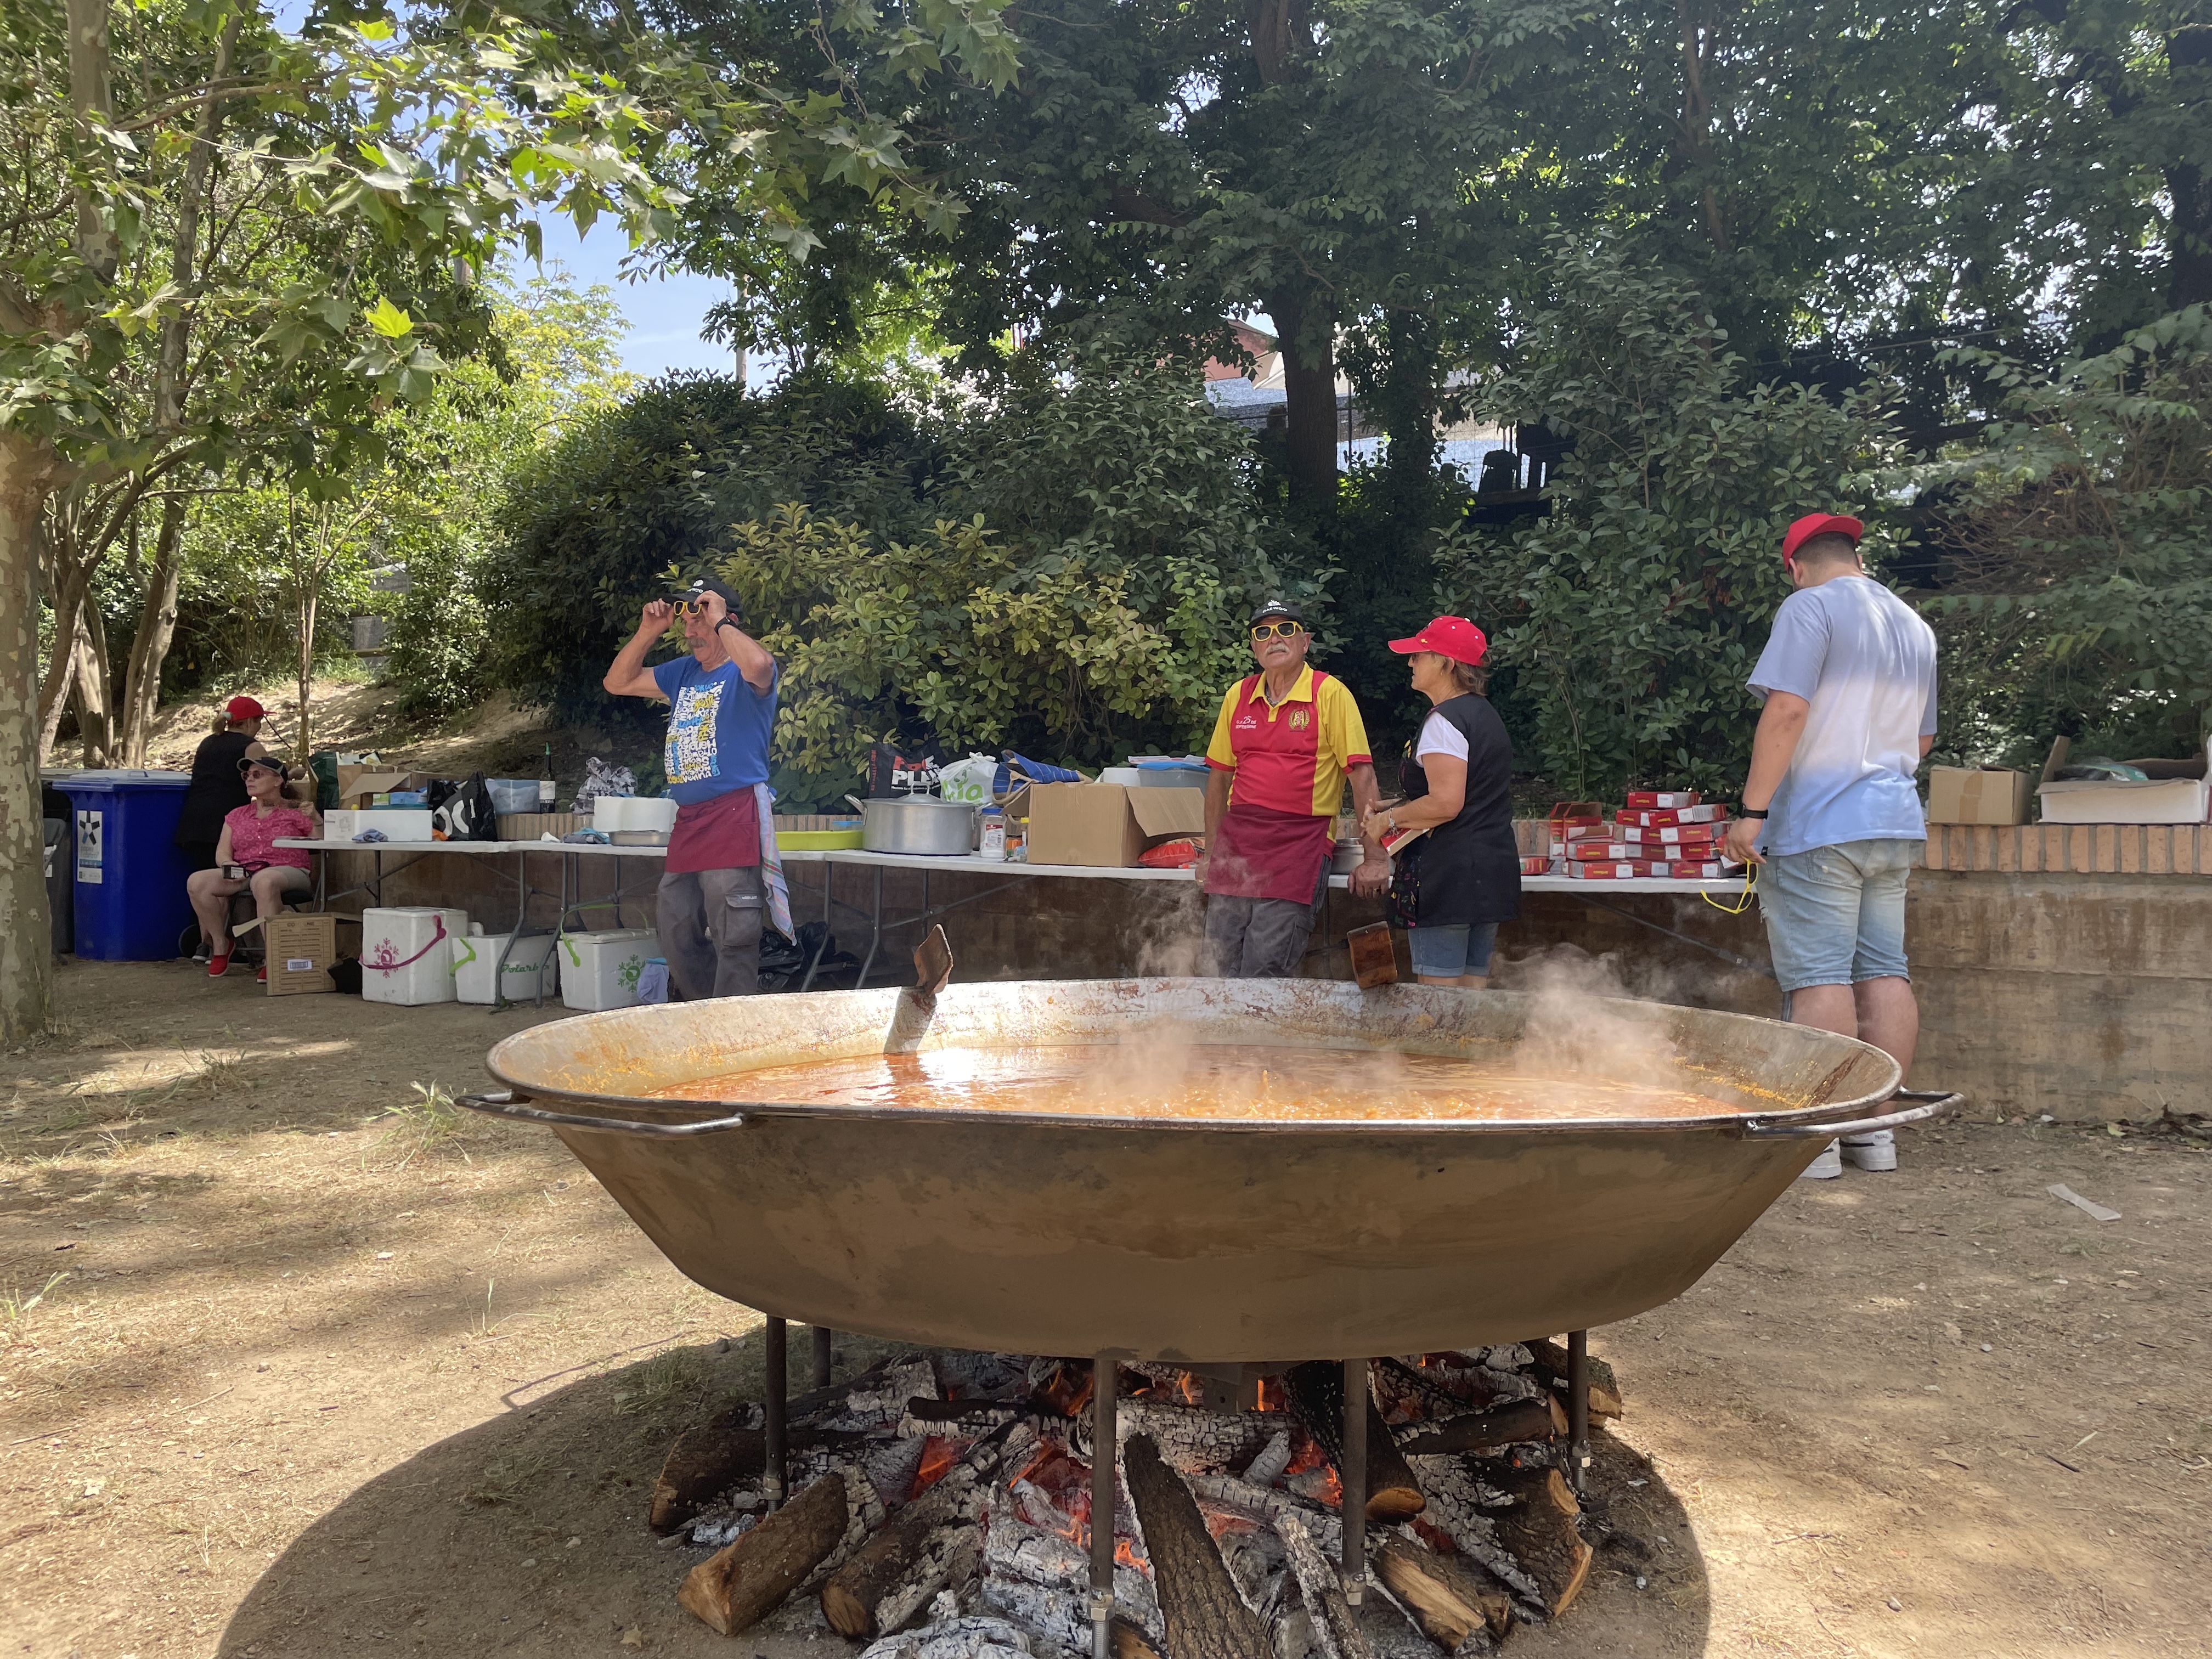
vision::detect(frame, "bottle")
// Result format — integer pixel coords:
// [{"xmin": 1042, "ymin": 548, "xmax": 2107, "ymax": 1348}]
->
[
  {"xmin": 978, "ymin": 808, "xmax": 1006, "ymax": 861},
  {"xmin": 538, "ymin": 742, "xmax": 556, "ymax": 809}
]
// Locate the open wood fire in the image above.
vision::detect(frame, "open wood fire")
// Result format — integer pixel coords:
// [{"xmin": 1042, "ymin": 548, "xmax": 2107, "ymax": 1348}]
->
[{"xmin": 653, "ymin": 1345, "xmax": 1623, "ymax": 1658}]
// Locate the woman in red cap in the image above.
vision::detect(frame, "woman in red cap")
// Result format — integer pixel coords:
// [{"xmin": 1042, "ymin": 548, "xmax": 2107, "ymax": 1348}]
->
[
  {"xmin": 1363, "ymin": 617, "xmax": 1521, "ymax": 986},
  {"xmin": 173, "ymin": 696, "xmax": 268, "ymax": 958}
]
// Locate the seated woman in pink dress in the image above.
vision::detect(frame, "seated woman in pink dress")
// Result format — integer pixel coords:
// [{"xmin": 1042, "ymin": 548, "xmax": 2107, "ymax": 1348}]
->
[{"xmin": 185, "ymin": 754, "xmax": 320, "ymax": 981}]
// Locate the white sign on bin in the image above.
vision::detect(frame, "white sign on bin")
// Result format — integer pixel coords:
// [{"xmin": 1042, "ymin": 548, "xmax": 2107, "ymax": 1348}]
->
[{"xmin": 75, "ymin": 810, "xmax": 103, "ymax": 884}]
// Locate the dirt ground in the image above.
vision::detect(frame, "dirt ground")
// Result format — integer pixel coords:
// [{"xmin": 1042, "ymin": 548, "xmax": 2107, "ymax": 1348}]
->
[{"xmin": 2, "ymin": 961, "xmax": 2207, "ymax": 1659}]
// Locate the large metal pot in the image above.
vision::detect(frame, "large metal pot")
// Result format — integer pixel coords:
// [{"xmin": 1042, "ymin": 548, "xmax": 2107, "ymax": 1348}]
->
[
  {"xmin": 855, "ymin": 795, "xmax": 977, "ymax": 856},
  {"xmin": 460, "ymin": 979, "xmax": 1952, "ymax": 1362}
]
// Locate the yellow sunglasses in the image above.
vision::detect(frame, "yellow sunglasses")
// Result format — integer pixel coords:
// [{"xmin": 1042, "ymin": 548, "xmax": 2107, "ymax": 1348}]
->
[{"xmin": 1250, "ymin": 621, "xmax": 1306, "ymax": 641}]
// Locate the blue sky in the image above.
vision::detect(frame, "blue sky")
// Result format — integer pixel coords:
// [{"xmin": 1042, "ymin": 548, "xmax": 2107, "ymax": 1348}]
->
[{"xmin": 526, "ymin": 216, "xmax": 743, "ymax": 382}]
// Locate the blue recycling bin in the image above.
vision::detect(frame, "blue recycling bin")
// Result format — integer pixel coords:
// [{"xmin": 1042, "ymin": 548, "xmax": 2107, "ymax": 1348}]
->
[{"xmin": 52, "ymin": 770, "xmax": 194, "ymax": 960}]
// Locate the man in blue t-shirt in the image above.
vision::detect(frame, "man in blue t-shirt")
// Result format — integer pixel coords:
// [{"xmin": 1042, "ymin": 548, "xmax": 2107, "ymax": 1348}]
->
[
  {"xmin": 1724, "ymin": 514, "xmax": 1938, "ymax": 1178},
  {"xmin": 603, "ymin": 578, "xmax": 778, "ymax": 998}
]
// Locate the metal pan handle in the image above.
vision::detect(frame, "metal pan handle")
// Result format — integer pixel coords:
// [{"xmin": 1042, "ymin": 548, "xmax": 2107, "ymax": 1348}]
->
[
  {"xmin": 1740, "ymin": 1087, "xmax": 1961, "ymax": 1140},
  {"xmin": 455, "ymin": 1089, "xmax": 749, "ymax": 1138}
]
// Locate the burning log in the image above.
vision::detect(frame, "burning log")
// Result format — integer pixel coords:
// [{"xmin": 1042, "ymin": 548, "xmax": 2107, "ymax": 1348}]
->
[
  {"xmin": 1395, "ymin": 1398, "xmax": 1565, "ymax": 1459},
  {"xmin": 1489, "ymin": 1470, "xmax": 1590, "ymax": 1616},
  {"xmin": 829, "ymin": 1357, "xmax": 942, "ymax": 1431},
  {"xmin": 1184, "ymin": 1472, "xmax": 1342, "ymax": 1556},
  {"xmin": 1245, "ymin": 1430, "xmax": 1295, "ymax": 1487},
  {"xmin": 1283, "ymin": 1362, "xmax": 1426, "ymax": 1521},
  {"xmin": 984, "ymin": 1504, "xmax": 1163, "ymax": 1641},
  {"xmin": 652, "ymin": 1418, "xmax": 766, "ymax": 1534},
  {"xmin": 1373, "ymin": 1538, "xmax": 1513, "ymax": 1646},
  {"xmin": 1272, "ymin": 1509, "xmax": 1376, "ymax": 1659},
  {"xmin": 1402, "ymin": 1458, "xmax": 1541, "ymax": 1609},
  {"xmin": 1109, "ymin": 1401, "xmax": 1280, "ymax": 1475},
  {"xmin": 1526, "ymin": 1341, "xmax": 1622, "ymax": 1421},
  {"xmin": 680, "ymin": 1470, "xmax": 851, "ymax": 1635},
  {"xmin": 821, "ymin": 1423, "xmax": 1034, "ymax": 1638},
  {"xmin": 1124, "ymin": 1434, "xmax": 1273, "ymax": 1659},
  {"xmin": 901, "ymin": 1399, "xmax": 1028, "ymax": 1432}
]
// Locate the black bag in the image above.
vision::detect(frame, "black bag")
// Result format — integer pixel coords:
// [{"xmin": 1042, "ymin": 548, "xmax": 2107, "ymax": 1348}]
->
[
  {"xmin": 1387, "ymin": 837, "xmax": 1424, "ymax": 929},
  {"xmin": 329, "ymin": 957, "xmax": 364, "ymax": 995},
  {"xmin": 432, "ymin": 772, "xmax": 500, "ymax": 842},
  {"xmin": 866, "ymin": 744, "xmax": 939, "ymax": 798}
]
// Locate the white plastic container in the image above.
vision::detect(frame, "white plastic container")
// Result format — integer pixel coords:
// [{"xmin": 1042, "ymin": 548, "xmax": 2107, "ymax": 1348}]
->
[
  {"xmin": 325, "ymin": 808, "xmax": 436, "ymax": 842},
  {"xmin": 592, "ymin": 797, "xmax": 679, "ymax": 835},
  {"xmin": 485, "ymin": 779, "xmax": 541, "ymax": 816},
  {"xmin": 558, "ymin": 929, "xmax": 659, "ymax": 1012},
  {"xmin": 450, "ymin": 932, "xmax": 560, "ymax": 1005},
  {"xmin": 360, "ymin": 907, "xmax": 469, "ymax": 1005}
]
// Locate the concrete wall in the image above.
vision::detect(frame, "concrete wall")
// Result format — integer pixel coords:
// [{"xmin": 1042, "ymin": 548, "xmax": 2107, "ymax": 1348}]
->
[{"xmin": 313, "ymin": 847, "xmax": 2208, "ymax": 1125}]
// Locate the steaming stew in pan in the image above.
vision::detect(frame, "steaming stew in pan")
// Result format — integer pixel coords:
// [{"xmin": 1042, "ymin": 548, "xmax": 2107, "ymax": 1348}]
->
[{"xmin": 650, "ymin": 1044, "xmax": 1729, "ymax": 1121}]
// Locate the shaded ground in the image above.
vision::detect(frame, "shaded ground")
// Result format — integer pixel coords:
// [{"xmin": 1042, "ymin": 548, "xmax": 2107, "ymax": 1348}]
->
[{"xmin": 2, "ymin": 961, "xmax": 2207, "ymax": 1657}]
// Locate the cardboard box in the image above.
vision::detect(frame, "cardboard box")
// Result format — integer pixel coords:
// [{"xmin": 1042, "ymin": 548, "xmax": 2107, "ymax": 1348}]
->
[
  {"xmin": 1014, "ymin": 782, "xmax": 1207, "ymax": 868},
  {"xmin": 1616, "ymin": 802, "xmax": 1730, "ymax": 827},
  {"xmin": 1615, "ymin": 822, "xmax": 1720, "ymax": 847},
  {"xmin": 2035, "ymin": 735, "xmax": 2212, "ymax": 825},
  {"xmin": 1624, "ymin": 790, "xmax": 1701, "ymax": 810},
  {"xmin": 1927, "ymin": 765, "xmax": 2032, "ymax": 825},
  {"xmin": 252, "ymin": 913, "xmax": 356, "ymax": 996},
  {"xmin": 334, "ymin": 768, "xmax": 431, "ymax": 809}
]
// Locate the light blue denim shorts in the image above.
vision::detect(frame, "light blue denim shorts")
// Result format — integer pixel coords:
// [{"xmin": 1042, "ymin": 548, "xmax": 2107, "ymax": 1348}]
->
[
  {"xmin": 1760, "ymin": 838, "xmax": 1917, "ymax": 994},
  {"xmin": 1408, "ymin": 922, "xmax": 1500, "ymax": 980}
]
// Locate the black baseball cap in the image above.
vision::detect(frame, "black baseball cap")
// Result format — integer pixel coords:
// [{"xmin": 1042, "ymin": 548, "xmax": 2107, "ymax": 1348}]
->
[
  {"xmin": 675, "ymin": 575, "xmax": 743, "ymax": 612},
  {"xmin": 1249, "ymin": 598, "xmax": 1306, "ymax": 629}
]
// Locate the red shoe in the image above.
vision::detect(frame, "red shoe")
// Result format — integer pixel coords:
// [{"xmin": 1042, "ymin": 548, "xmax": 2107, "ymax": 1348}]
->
[
  {"xmin": 207, "ymin": 950, "xmax": 232, "ymax": 977},
  {"xmin": 255, "ymin": 964, "xmax": 267, "ymax": 985}
]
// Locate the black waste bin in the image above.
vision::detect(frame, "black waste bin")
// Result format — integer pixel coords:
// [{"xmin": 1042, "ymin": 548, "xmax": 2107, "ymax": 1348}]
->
[{"xmin": 43, "ymin": 817, "xmax": 72, "ymax": 957}]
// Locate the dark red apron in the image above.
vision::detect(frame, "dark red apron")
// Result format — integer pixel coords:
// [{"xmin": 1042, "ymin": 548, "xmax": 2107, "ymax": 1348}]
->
[
  {"xmin": 665, "ymin": 786, "xmax": 761, "ymax": 874},
  {"xmin": 1204, "ymin": 803, "xmax": 1333, "ymax": 903}
]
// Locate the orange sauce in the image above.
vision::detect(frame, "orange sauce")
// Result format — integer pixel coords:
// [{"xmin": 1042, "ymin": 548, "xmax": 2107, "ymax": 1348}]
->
[{"xmin": 650, "ymin": 1043, "xmax": 1729, "ymax": 1122}]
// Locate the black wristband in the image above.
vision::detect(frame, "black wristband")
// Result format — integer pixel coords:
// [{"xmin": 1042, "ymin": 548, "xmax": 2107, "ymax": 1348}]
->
[
  {"xmin": 1739, "ymin": 806, "xmax": 1769, "ymax": 820},
  {"xmin": 715, "ymin": 613, "xmax": 743, "ymax": 631}
]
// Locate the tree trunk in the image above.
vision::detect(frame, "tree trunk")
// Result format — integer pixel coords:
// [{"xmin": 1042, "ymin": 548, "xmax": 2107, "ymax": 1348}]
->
[
  {"xmin": 296, "ymin": 582, "xmax": 316, "ymax": 762},
  {"xmin": 2168, "ymin": 20, "xmax": 2212, "ymax": 310},
  {"xmin": 1269, "ymin": 286, "xmax": 1340, "ymax": 505},
  {"xmin": 36, "ymin": 540, "xmax": 87, "ymax": 751},
  {"xmin": 0, "ymin": 436, "xmax": 58, "ymax": 1042},
  {"xmin": 117, "ymin": 492, "xmax": 189, "ymax": 765},
  {"xmin": 72, "ymin": 594, "xmax": 112, "ymax": 766}
]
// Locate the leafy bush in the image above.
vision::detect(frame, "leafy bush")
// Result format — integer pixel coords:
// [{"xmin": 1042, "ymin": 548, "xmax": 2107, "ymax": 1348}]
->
[
  {"xmin": 709, "ymin": 360, "xmax": 1306, "ymax": 806},
  {"xmin": 384, "ymin": 536, "xmax": 489, "ymax": 717},
  {"xmin": 1439, "ymin": 242, "xmax": 1902, "ymax": 798},
  {"xmin": 481, "ymin": 372, "xmax": 945, "ymax": 740},
  {"xmin": 1912, "ymin": 306, "xmax": 2212, "ymax": 764}
]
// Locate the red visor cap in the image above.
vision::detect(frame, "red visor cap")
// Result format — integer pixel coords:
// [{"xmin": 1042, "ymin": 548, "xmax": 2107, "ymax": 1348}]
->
[
  {"xmin": 225, "ymin": 695, "xmax": 265, "ymax": 721},
  {"xmin": 1387, "ymin": 615, "xmax": 1488, "ymax": 666},
  {"xmin": 1781, "ymin": 513, "xmax": 1864, "ymax": 563}
]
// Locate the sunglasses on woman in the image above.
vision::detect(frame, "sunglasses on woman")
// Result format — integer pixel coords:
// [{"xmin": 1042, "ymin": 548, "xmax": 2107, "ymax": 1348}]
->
[{"xmin": 1250, "ymin": 622, "xmax": 1306, "ymax": 641}]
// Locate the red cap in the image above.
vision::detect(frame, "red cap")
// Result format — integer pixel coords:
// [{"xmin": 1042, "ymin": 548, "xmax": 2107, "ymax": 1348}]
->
[
  {"xmin": 225, "ymin": 695, "xmax": 265, "ymax": 721},
  {"xmin": 1781, "ymin": 513, "xmax": 1864, "ymax": 564},
  {"xmin": 1387, "ymin": 616, "xmax": 1488, "ymax": 665}
]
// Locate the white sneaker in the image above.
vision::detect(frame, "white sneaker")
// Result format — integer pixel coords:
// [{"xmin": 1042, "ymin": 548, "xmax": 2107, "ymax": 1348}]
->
[
  {"xmin": 1799, "ymin": 1141, "xmax": 1843, "ymax": 1180},
  {"xmin": 1842, "ymin": 1130, "xmax": 1897, "ymax": 1172}
]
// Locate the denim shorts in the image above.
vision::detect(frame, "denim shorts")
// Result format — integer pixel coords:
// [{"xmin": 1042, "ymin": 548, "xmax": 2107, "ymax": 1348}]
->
[
  {"xmin": 1760, "ymin": 838, "xmax": 1917, "ymax": 994},
  {"xmin": 1407, "ymin": 922, "xmax": 1499, "ymax": 980}
]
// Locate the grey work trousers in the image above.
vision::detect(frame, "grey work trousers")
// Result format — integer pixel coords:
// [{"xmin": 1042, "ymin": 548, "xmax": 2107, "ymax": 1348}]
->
[
  {"xmin": 1203, "ymin": 889, "xmax": 1325, "ymax": 979},
  {"xmin": 656, "ymin": 865, "xmax": 764, "ymax": 1000}
]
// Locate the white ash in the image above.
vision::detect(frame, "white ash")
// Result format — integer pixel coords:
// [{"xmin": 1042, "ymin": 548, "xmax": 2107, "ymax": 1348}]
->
[
  {"xmin": 1244, "ymin": 1428, "xmax": 1294, "ymax": 1487},
  {"xmin": 830, "ymin": 1357, "xmax": 941, "ymax": 1432},
  {"xmin": 1476, "ymin": 1346, "xmax": 1532, "ymax": 1373},
  {"xmin": 859, "ymin": 1613, "xmax": 1036, "ymax": 1659},
  {"xmin": 864, "ymin": 1435, "xmax": 931, "ymax": 1505}
]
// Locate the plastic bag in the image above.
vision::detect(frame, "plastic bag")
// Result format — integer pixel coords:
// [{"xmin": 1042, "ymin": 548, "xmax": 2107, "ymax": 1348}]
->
[{"xmin": 938, "ymin": 753, "xmax": 1000, "ymax": 805}]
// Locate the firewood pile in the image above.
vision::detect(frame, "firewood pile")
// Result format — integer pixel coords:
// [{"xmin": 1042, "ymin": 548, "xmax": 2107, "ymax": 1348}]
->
[{"xmin": 652, "ymin": 1343, "xmax": 1623, "ymax": 1658}]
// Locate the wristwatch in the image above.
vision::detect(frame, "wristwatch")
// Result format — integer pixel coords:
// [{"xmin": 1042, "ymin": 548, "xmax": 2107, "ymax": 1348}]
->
[
  {"xmin": 1739, "ymin": 806, "xmax": 1770, "ymax": 819},
  {"xmin": 715, "ymin": 614, "xmax": 743, "ymax": 632}
]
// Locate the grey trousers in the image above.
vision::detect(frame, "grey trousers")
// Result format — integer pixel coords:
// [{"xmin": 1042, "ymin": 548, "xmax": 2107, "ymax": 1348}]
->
[
  {"xmin": 656, "ymin": 865, "xmax": 764, "ymax": 1000},
  {"xmin": 1204, "ymin": 891, "xmax": 1324, "ymax": 978}
]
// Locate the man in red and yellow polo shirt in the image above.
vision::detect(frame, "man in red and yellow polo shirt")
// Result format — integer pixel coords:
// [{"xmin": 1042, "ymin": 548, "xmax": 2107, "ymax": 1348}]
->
[{"xmin": 1198, "ymin": 600, "xmax": 1391, "ymax": 977}]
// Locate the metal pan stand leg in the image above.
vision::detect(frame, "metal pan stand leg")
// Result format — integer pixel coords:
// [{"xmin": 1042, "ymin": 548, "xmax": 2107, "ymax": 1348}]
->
[
  {"xmin": 764, "ymin": 1316, "xmax": 788, "ymax": 1511},
  {"xmin": 1341, "ymin": 1357, "xmax": 1367, "ymax": 1605},
  {"xmin": 1091, "ymin": 1356, "xmax": 1116, "ymax": 1659},
  {"xmin": 811, "ymin": 1325, "xmax": 834, "ymax": 1389},
  {"xmin": 1567, "ymin": 1330, "xmax": 1592, "ymax": 1496}
]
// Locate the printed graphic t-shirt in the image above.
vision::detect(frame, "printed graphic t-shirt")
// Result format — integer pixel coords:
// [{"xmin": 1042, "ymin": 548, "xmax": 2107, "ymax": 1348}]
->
[
  {"xmin": 652, "ymin": 654, "xmax": 779, "ymax": 806},
  {"xmin": 1747, "ymin": 575, "xmax": 1938, "ymax": 857}
]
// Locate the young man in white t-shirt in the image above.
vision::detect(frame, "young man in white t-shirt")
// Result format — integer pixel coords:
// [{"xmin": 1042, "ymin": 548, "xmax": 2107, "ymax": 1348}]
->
[{"xmin": 1723, "ymin": 514, "xmax": 1938, "ymax": 1178}]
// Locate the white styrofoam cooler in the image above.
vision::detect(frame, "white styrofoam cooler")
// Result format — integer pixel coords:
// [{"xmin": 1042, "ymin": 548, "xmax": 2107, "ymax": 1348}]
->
[
  {"xmin": 591, "ymin": 796, "xmax": 678, "ymax": 835},
  {"xmin": 360, "ymin": 907, "xmax": 470, "ymax": 1005},
  {"xmin": 558, "ymin": 929, "xmax": 659, "ymax": 1012},
  {"xmin": 451, "ymin": 932, "xmax": 560, "ymax": 1005},
  {"xmin": 326, "ymin": 808, "xmax": 437, "ymax": 842}
]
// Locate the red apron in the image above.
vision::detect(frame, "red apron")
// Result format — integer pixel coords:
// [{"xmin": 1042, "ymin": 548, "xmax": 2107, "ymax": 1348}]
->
[
  {"xmin": 665, "ymin": 786, "xmax": 761, "ymax": 874},
  {"xmin": 1204, "ymin": 803, "xmax": 1333, "ymax": 904}
]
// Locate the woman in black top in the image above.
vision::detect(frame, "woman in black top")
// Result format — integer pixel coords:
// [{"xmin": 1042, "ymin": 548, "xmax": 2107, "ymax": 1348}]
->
[
  {"xmin": 174, "ymin": 695, "xmax": 267, "ymax": 874},
  {"xmin": 1363, "ymin": 617, "xmax": 1520, "ymax": 987}
]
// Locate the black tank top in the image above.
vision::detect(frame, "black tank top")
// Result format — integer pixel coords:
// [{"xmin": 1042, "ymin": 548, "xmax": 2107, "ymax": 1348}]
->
[
  {"xmin": 174, "ymin": 729, "xmax": 256, "ymax": 844},
  {"xmin": 1400, "ymin": 694, "xmax": 1521, "ymax": 927}
]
